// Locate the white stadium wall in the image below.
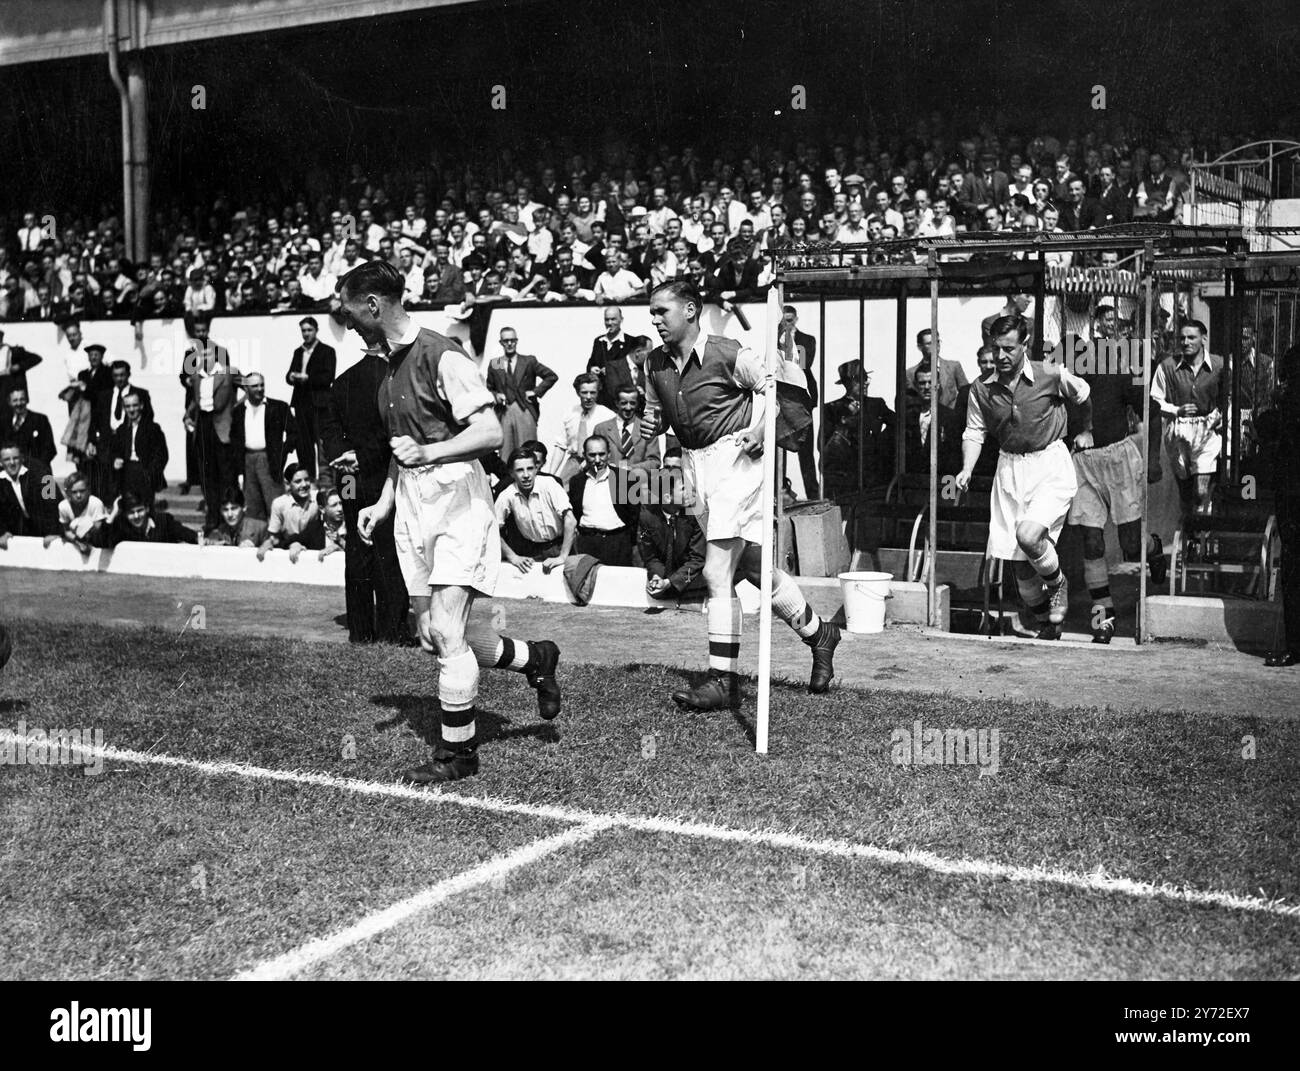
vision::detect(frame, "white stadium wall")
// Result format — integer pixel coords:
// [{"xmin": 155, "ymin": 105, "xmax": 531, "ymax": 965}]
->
[{"xmin": 2, "ymin": 294, "xmax": 1009, "ymax": 492}]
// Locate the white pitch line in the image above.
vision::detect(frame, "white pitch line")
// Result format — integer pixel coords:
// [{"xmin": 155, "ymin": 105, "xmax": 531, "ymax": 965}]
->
[
  {"xmin": 232, "ymin": 820, "xmax": 611, "ymax": 981},
  {"xmin": 5, "ymin": 733, "xmax": 1299, "ymax": 921}
]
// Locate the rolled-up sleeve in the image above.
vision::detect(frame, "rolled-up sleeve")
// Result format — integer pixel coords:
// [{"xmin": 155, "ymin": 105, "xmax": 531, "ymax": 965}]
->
[
  {"xmin": 437, "ymin": 352, "xmax": 496, "ymax": 422},
  {"xmin": 962, "ymin": 386, "xmax": 987, "ymax": 446},
  {"xmin": 731, "ymin": 345, "xmax": 766, "ymax": 392}
]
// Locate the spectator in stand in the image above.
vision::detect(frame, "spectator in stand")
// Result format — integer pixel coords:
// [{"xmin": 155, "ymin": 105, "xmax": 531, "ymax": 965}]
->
[
  {"xmin": 0, "ymin": 329, "xmax": 42, "ymax": 420},
  {"xmin": 110, "ymin": 390, "xmax": 169, "ymax": 508},
  {"xmin": 568, "ymin": 434, "xmax": 637, "ymax": 565},
  {"xmin": 587, "ymin": 307, "xmax": 647, "ymax": 410},
  {"xmin": 285, "ymin": 315, "xmax": 336, "ymax": 479},
  {"xmin": 317, "ymin": 487, "xmax": 347, "ymax": 560},
  {"xmin": 495, "ymin": 447, "xmax": 575, "ymax": 571},
  {"xmin": 639, "ymin": 449, "xmax": 706, "ymax": 602},
  {"xmin": 552, "ymin": 372, "xmax": 615, "ymax": 484},
  {"xmin": 1237, "ymin": 323, "xmax": 1274, "ymax": 457},
  {"xmin": 90, "ymin": 492, "xmax": 198, "ymax": 547},
  {"xmin": 593, "ymin": 250, "xmax": 644, "ymax": 302},
  {"xmin": 0, "ymin": 440, "xmax": 59, "ymax": 544},
  {"xmin": 231, "ymin": 371, "xmax": 296, "ymax": 522},
  {"xmin": 486, "ymin": 326, "xmax": 557, "ymax": 461},
  {"xmin": 558, "ymin": 271, "xmax": 596, "ymax": 303},
  {"xmin": 56, "ymin": 471, "xmax": 108, "ymax": 553},
  {"xmin": 258, "ymin": 461, "xmax": 324, "ymax": 559},
  {"xmin": 183, "ymin": 316, "xmax": 242, "ymax": 528},
  {"xmin": 597, "ymin": 384, "xmax": 661, "ymax": 474},
  {"xmin": 5, "ymin": 388, "xmax": 55, "ymax": 466},
  {"xmin": 906, "ymin": 329, "xmax": 969, "ymax": 409},
  {"xmin": 1095, "ymin": 164, "xmax": 1133, "ymax": 226},
  {"xmin": 183, "ymin": 267, "xmax": 217, "ymax": 315},
  {"xmin": 204, "ymin": 487, "xmax": 269, "ymax": 547}
]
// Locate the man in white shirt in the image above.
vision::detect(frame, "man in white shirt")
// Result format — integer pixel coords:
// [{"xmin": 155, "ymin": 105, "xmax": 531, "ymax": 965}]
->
[
  {"xmin": 298, "ymin": 252, "xmax": 337, "ymax": 304},
  {"xmin": 17, "ymin": 212, "xmax": 44, "ymax": 253},
  {"xmin": 568, "ymin": 434, "xmax": 635, "ymax": 565},
  {"xmin": 57, "ymin": 471, "xmax": 108, "ymax": 551},
  {"xmin": 496, "ymin": 448, "xmax": 575, "ymax": 571},
  {"xmin": 645, "ymin": 187, "xmax": 679, "ymax": 235},
  {"xmin": 836, "ymin": 202, "xmax": 871, "ymax": 244},
  {"xmin": 551, "ymin": 372, "xmax": 615, "ymax": 484},
  {"xmin": 399, "ymin": 248, "xmax": 425, "ymax": 305},
  {"xmin": 593, "ymin": 252, "xmax": 645, "ymax": 303},
  {"xmin": 740, "ymin": 189, "xmax": 772, "ymax": 233},
  {"xmin": 680, "ymin": 197, "xmax": 707, "ymax": 248}
]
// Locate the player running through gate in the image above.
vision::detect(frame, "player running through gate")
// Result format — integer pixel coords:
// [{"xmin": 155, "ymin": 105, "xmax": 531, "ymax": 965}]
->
[
  {"xmin": 956, "ymin": 314, "xmax": 1092, "ymax": 639},
  {"xmin": 337, "ymin": 261, "xmax": 561, "ymax": 784},
  {"xmin": 641, "ymin": 279, "xmax": 840, "ymax": 711},
  {"xmin": 1066, "ymin": 305, "xmax": 1160, "ymax": 643}
]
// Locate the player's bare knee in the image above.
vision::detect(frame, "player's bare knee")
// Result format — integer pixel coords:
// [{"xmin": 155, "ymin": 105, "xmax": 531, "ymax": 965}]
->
[{"xmin": 1015, "ymin": 521, "xmax": 1047, "ymax": 554}]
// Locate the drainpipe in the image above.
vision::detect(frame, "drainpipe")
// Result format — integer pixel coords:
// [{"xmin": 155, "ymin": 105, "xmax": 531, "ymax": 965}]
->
[{"xmin": 104, "ymin": 0, "xmax": 135, "ymax": 261}]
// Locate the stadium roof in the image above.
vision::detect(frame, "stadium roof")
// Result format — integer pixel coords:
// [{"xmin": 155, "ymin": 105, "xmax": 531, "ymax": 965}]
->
[{"xmin": 0, "ymin": 0, "xmax": 478, "ymax": 67}]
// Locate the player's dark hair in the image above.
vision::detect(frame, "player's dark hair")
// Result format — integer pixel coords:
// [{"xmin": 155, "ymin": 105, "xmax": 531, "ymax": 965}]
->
[
  {"xmin": 650, "ymin": 278, "xmax": 702, "ymax": 317},
  {"xmin": 988, "ymin": 314, "xmax": 1029, "ymax": 343},
  {"xmin": 337, "ymin": 259, "xmax": 403, "ymax": 301},
  {"xmin": 220, "ymin": 487, "xmax": 245, "ymax": 508}
]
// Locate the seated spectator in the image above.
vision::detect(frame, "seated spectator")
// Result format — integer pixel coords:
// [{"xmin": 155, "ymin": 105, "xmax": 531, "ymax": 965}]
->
[
  {"xmin": 5, "ymin": 387, "xmax": 56, "ymax": 466},
  {"xmin": 592, "ymin": 251, "xmax": 644, "ymax": 303},
  {"xmin": 596, "ymin": 385, "xmax": 661, "ymax": 474},
  {"xmin": 204, "ymin": 487, "xmax": 269, "ymax": 547},
  {"xmin": 57, "ymin": 471, "xmax": 108, "ymax": 553},
  {"xmin": 568, "ymin": 434, "xmax": 637, "ymax": 565},
  {"xmin": 495, "ymin": 447, "xmax": 575, "ymax": 572},
  {"xmin": 258, "ymin": 462, "xmax": 324, "ymax": 560},
  {"xmin": 91, "ymin": 492, "xmax": 198, "ymax": 547},
  {"xmin": 317, "ymin": 487, "xmax": 347, "ymax": 560},
  {"xmin": 182, "ymin": 268, "xmax": 217, "ymax": 315},
  {"xmin": 0, "ymin": 441, "xmax": 60, "ymax": 544},
  {"xmin": 638, "ymin": 450, "xmax": 707, "ymax": 601}
]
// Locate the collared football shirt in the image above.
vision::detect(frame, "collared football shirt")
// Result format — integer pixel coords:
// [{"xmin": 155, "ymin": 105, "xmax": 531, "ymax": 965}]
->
[
  {"xmin": 1151, "ymin": 352, "xmax": 1228, "ymax": 418},
  {"xmin": 964, "ymin": 358, "xmax": 1091, "ymax": 454},
  {"xmin": 646, "ymin": 333, "xmax": 764, "ymax": 450},
  {"xmin": 377, "ymin": 324, "xmax": 495, "ymax": 449}
]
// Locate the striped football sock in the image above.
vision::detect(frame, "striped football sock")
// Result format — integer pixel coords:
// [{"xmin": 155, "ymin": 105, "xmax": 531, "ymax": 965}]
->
[
  {"xmin": 707, "ymin": 597, "xmax": 741, "ymax": 679},
  {"xmin": 771, "ymin": 571, "xmax": 823, "ymax": 641},
  {"xmin": 1028, "ymin": 543, "xmax": 1061, "ymax": 587},
  {"xmin": 467, "ymin": 631, "xmax": 531, "ymax": 672},
  {"xmin": 437, "ymin": 649, "xmax": 478, "ymax": 747}
]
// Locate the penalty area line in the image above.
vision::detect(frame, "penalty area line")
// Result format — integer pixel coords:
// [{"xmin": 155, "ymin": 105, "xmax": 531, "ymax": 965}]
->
[
  {"xmin": 7, "ymin": 734, "xmax": 1298, "ymax": 923},
  {"xmin": 232, "ymin": 820, "xmax": 612, "ymax": 981}
]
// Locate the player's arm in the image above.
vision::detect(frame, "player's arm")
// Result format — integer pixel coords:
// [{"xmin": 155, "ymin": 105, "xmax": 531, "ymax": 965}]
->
[
  {"xmin": 956, "ymin": 388, "xmax": 986, "ymax": 491},
  {"xmin": 732, "ymin": 345, "xmax": 768, "ymax": 455},
  {"xmin": 1150, "ymin": 362, "xmax": 1179, "ymax": 417},
  {"xmin": 1056, "ymin": 362, "xmax": 1094, "ymax": 448},
  {"xmin": 641, "ymin": 373, "xmax": 665, "ymax": 439}
]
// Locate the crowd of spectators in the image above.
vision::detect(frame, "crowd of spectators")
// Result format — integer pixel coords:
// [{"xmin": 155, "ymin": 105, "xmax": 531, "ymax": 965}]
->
[{"xmin": 1, "ymin": 125, "xmax": 1208, "ymax": 325}]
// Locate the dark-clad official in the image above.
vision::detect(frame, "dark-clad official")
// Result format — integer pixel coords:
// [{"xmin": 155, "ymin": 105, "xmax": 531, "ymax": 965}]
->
[
  {"xmin": 319, "ymin": 352, "xmax": 409, "ymax": 644},
  {"xmin": 109, "ymin": 391, "xmax": 169, "ymax": 508},
  {"xmin": 286, "ymin": 316, "xmax": 337, "ymax": 478},
  {"xmin": 89, "ymin": 361, "xmax": 152, "ymax": 501},
  {"xmin": 1255, "ymin": 343, "xmax": 1300, "ymax": 667}
]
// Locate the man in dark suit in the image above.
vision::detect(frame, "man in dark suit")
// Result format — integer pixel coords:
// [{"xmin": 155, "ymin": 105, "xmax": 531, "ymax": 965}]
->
[
  {"xmin": 904, "ymin": 369, "xmax": 964, "ymax": 477},
  {"xmin": 779, "ymin": 305, "xmax": 820, "ymax": 499},
  {"xmin": 230, "ymin": 371, "xmax": 296, "ymax": 522},
  {"xmin": 595, "ymin": 386, "xmax": 661, "ymax": 474},
  {"xmin": 0, "ymin": 330, "xmax": 43, "ymax": 419},
  {"xmin": 965, "ymin": 152, "xmax": 1010, "ymax": 212},
  {"xmin": 319, "ymin": 351, "xmax": 409, "ymax": 644},
  {"xmin": 703, "ymin": 238, "xmax": 764, "ymax": 313},
  {"xmin": 588, "ymin": 311, "xmax": 650, "ymax": 411},
  {"xmin": 285, "ymin": 315, "xmax": 336, "ymax": 478},
  {"xmin": 5, "ymin": 388, "xmax": 56, "ymax": 466},
  {"xmin": 568, "ymin": 433, "xmax": 637, "ymax": 565},
  {"xmin": 183, "ymin": 317, "xmax": 242, "ymax": 529},
  {"xmin": 638, "ymin": 450, "xmax": 707, "ymax": 602},
  {"xmin": 0, "ymin": 441, "xmax": 59, "ymax": 543},
  {"xmin": 485, "ymin": 326, "xmax": 558, "ymax": 460},
  {"xmin": 88, "ymin": 361, "xmax": 152, "ymax": 501},
  {"xmin": 110, "ymin": 391, "xmax": 169, "ymax": 508}
]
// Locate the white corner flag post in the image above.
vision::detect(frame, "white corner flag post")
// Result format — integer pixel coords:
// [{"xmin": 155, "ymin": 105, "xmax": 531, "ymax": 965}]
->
[{"xmin": 755, "ymin": 286, "xmax": 783, "ymax": 755}]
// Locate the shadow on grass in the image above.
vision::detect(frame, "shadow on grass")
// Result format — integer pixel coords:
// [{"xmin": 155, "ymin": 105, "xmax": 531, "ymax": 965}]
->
[
  {"xmin": 369, "ymin": 694, "xmax": 560, "ymax": 748},
  {"xmin": 0, "ymin": 697, "xmax": 30, "ymax": 714}
]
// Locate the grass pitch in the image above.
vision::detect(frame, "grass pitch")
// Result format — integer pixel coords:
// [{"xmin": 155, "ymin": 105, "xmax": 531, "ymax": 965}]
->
[{"xmin": 1, "ymin": 619, "xmax": 1297, "ymax": 980}]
